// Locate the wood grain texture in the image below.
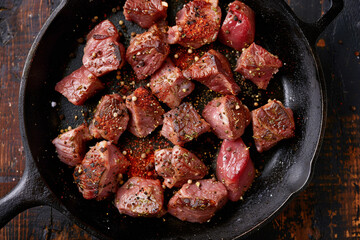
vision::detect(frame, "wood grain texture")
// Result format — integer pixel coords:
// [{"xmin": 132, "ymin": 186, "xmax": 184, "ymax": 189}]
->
[
  {"xmin": 0, "ymin": 0, "xmax": 93, "ymax": 239},
  {"xmin": 0, "ymin": 0, "xmax": 359, "ymax": 239}
]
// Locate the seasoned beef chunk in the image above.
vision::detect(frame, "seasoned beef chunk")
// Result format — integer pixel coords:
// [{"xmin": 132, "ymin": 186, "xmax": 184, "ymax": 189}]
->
[
  {"xmin": 83, "ymin": 20, "xmax": 126, "ymax": 77},
  {"xmin": 126, "ymin": 87, "xmax": 165, "ymax": 138},
  {"xmin": 126, "ymin": 24, "xmax": 170, "ymax": 80},
  {"xmin": 123, "ymin": 0, "xmax": 168, "ymax": 29},
  {"xmin": 154, "ymin": 148, "xmax": 174, "ymax": 177},
  {"xmin": 155, "ymin": 146, "xmax": 207, "ymax": 188},
  {"xmin": 252, "ymin": 100, "xmax": 295, "ymax": 152},
  {"xmin": 150, "ymin": 58, "xmax": 195, "ymax": 108},
  {"xmin": 202, "ymin": 95, "xmax": 251, "ymax": 140},
  {"xmin": 55, "ymin": 66, "xmax": 104, "ymax": 105},
  {"xmin": 89, "ymin": 94, "xmax": 129, "ymax": 144},
  {"xmin": 74, "ymin": 141, "xmax": 130, "ymax": 200},
  {"xmin": 218, "ymin": 1, "xmax": 255, "ymax": 51},
  {"xmin": 216, "ymin": 138, "xmax": 255, "ymax": 201},
  {"xmin": 168, "ymin": 179, "xmax": 228, "ymax": 223},
  {"xmin": 183, "ymin": 49, "xmax": 240, "ymax": 95},
  {"xmin": 115, "ymin": 177, "xmax": 166, "ymax": 217},
  {"xmin": 52, "ymin": 124, "xmax": 92, "ymax": 167},
  {"xmin": 235, "ymin": 43, "xmax": 283, "ymax": 89},
  {"xmin": 161, "ymin": 102, "xmax": 210, "ymax": 146},
  {"xmin": 167, "ymin": 0, "xmax": 221, "ymax": 49},
  {"xmin": 86, "ymin": 19, "xmax": 120, "ymax": 41}
]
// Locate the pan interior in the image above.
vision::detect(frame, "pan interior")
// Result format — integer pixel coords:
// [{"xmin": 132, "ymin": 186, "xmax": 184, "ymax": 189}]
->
[{"xmin": 22, "ymin": 0, "xmax": 323, "ymax": 239}]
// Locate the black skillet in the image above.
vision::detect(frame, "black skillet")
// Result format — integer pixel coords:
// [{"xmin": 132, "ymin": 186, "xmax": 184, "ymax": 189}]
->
[{"xmin": 0, "ymin": 0, "xmax": 343, "ymax": 239}]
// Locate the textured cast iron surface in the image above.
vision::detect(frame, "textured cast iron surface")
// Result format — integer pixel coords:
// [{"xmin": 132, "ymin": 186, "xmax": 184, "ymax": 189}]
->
[{"xmin": 14, "ymin": 0, "xmax": 340, "ymax": 239}]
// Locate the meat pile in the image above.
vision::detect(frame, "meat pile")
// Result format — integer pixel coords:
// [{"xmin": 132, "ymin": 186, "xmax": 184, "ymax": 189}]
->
[{"xmin": 52, "ymin": 0, "xmax": 295, "ymax": 224}]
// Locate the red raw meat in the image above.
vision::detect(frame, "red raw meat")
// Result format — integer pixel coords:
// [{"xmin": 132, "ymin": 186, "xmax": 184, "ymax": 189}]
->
[
  {"xmin": 74, "ymin": 141, "xmax": 130, "ymax": 200},
  {"xmin": 126, "ymin": 24, "xmax": 170, "ymax": 80},
  {"xmin": 167, "ymin": 0, "xmax": 221, "ymax": 49},
  {"xmin": 218, "ymin": 1, "xmax": 255, "ymax": 51},
  {"xmin": 86, "ymin": 19, "xmax": 120, "ymax": 41},
  {"xmin": 252, "ymin": 99, "xmax": 295, "ymax": 152},
  {"xmin": 52, "ymin": 124, "xmax": 92, "ymax": 167},
  {"xmin": 150, "ymin": 58, "xmax": 194, "ymax": 108},
  {"xmin": 124, "ymin": 0, "xmax": 168, "ymax": 29},
  {"xmin": 83, "ymin": 20, "xmax": 126, "ymax": 77},
  {"xmin": 126, "ymin": 87, "xmax": 165, "ymax": 138},
  {"xmin": 89, "ymin": 94, "xmax": 129, "ymax": 144},
  {"xmin": 202, "ymin": 95, "xmax": 251, "ymax": 140},
  {"xmin": 216, "ymin": 138, "xmax": 255, "ymax": 201},
  {"xmin": 161, "ymin": 102, "xmax": 210, "ymax": 146},
  {"xmin": 115, "ymin": 177, "xmax": 166, "ymax": 217},
  {"xmin": 55, "ymin": 66, "xmax": 104, "ymax": 105},
  {"xmin": 155, "ymin": 146, "xmax": 207, "ymax": 188},
  {"xmin": 168, "ymin": 179, "xmax": 228, "ymax": 223},
  {"xmin": 183, "ymin": 49, "xmax": 240, "ymax": 95},
  {"xmin": 235, "ymin": 43, "xmax": 283, "ymax": 89}
]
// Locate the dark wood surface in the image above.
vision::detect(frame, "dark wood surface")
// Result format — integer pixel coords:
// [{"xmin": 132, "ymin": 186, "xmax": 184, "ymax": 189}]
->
[{"xmin": 0, "ymin": 0, "xmax": 359, "ymax": 239}]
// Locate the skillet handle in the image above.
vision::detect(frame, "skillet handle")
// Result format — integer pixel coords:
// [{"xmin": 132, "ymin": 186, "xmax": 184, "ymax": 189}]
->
[
  {"xmin": 0, "ymin": 157, "xmax": 55, "ymax": 228},
  {"xmin": 298, "ymin": 0, "xmax": 344, "ymax": 44}
]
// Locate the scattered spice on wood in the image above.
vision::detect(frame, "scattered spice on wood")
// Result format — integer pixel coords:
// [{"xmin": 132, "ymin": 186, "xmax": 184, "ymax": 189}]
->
[{"xmin": 316, "ymin": 39, "xmax": 326, "ymax": 48}]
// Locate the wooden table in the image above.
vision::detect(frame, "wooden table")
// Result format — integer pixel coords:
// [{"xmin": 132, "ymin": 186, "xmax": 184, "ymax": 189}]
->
[{"xmin": 0, "ymin": 0, "xmax": 359, "ymax": 239}]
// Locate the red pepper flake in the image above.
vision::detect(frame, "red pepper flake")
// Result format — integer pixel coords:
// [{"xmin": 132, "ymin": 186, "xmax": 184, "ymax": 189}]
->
[
  {"xmin": 120, "ymin": 131, "xmax": 171, "ymax": 179},
  {"xmin": 316, "ymin": 39, "xmax": 326, "ymax": 48},
  {"xmin": 171, "ymin": 44, "xmax": 213, "ymax": 70},
  {"xmin": 179, "ymin": 1, "xmax": 220, "ymax": 45},
  {"xmin": 127, "ymin": 151, "xmax": 156, "ymax": 179}
]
